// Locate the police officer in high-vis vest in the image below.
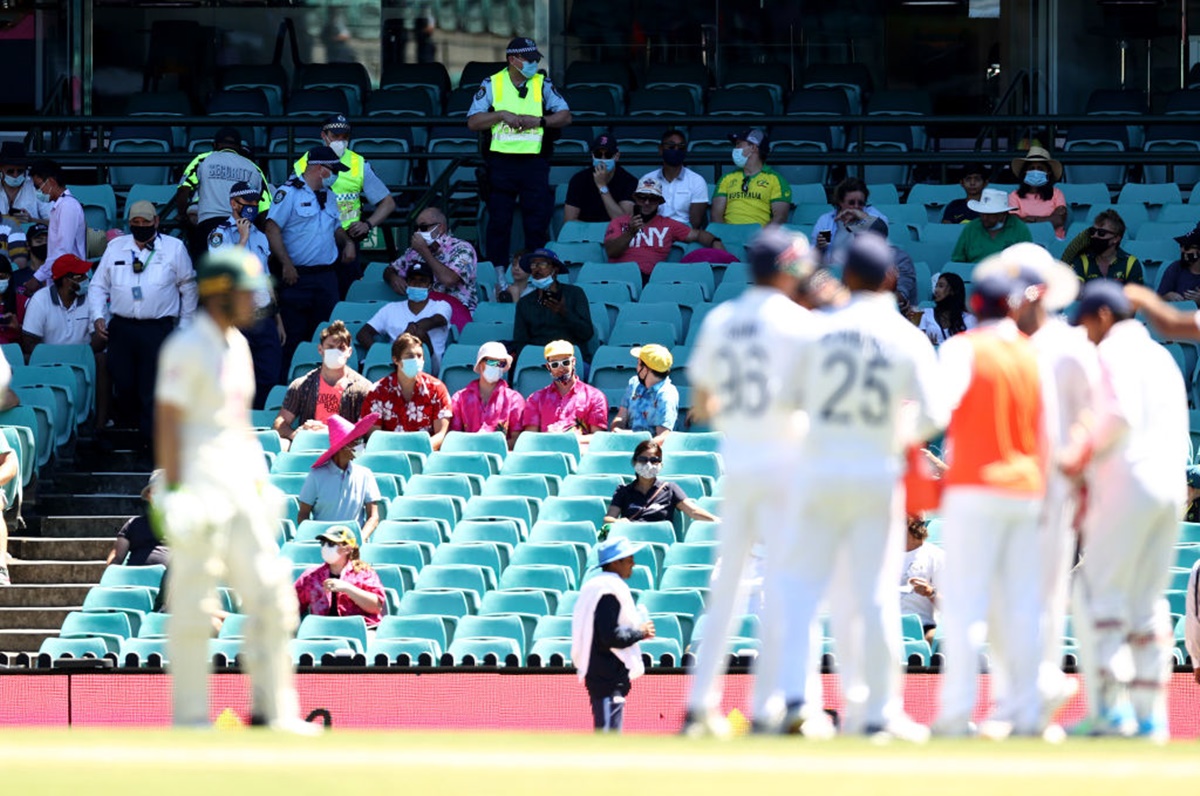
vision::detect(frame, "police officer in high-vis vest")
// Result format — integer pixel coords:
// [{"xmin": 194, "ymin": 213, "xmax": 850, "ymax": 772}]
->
[
  {"xmin": 294, "ymin": 115, "xmax": 397, "ymax": 299},
  {"xmin": 467, "ymin": 36, "xmax": 571, "ymax": 269}
]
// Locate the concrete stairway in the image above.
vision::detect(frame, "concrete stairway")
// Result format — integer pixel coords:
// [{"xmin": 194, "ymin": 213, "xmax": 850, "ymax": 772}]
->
[{"xmin": 0, "ymin": 440, "xmax": 150, "ymax": 657}]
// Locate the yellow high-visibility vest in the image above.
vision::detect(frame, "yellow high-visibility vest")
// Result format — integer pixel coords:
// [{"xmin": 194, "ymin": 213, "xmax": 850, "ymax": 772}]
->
[
  {"xmin": 293, "ymin": 149, "xmax": 366, "ymax": 228},
  {"xmin": 489, "ymin": 69, "xmax": 544, "ymax": 155}
]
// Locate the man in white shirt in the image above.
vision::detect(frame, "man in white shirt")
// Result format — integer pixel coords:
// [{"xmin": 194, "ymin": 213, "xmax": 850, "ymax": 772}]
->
[
  {"xmin": 356, "ymin": 260, "xmax": 451, "ymax": 371},
  {"xmin": 901, "ymin": 517, "xmax": 944, "ymax": 641},
  {"xmin": 21, "ymin": 253, "xmax": 92, "ymax": 351},
  {"xmin": 640, "ymin": 129, "xmax": 709, "ymax": 229},
  {"xmin": 27, "ymin": 159, "xmax": 85, "ymax": 291},
  {"xmin": 90, "ymin": 200, "xmax": 196, "ymax": 454},
  {"xmin": 0, "ymin": 143, "xmax": 52, "ymax": 224}
]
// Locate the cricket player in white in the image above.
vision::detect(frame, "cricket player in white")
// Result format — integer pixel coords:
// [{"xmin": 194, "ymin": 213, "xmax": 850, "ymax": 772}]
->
[
  {"xmin": 682, "ymin": 226, "xmax": 820, "ymax": 737},
  {"xmin": 976, "ymin": 244, "xmax": 1094, "ymax": 733},
  {"xmin": 780, "ymin": 233, "xmax": 946, "ymax": 740},
  {"xmin": 1060, "ymin": 280, "xmax": 1188, "ymax": 740},
  {"xmin": 154, "ymin": 248, "xmax": 315, "ymax": 733},
  {"xmin": 1185, "ymin": 561, "xmax": 1200, "ymax": 686}
]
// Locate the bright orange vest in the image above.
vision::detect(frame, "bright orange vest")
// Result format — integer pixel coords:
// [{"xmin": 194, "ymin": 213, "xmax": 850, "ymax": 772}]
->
[{"xmin": 944, "ymin": 329, "xmax": 1045, "ymax": 496}]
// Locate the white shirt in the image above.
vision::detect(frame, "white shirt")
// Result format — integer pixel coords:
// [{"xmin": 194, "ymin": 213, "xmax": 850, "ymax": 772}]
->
[
  {"xmin": 687, "ymin": 285, "xmax": 815, "ymax": 467},
  {"xmin": 1089, "ymin": 319, "xmax": 1189, "ymax": 498},
  {"xmin": 366, "ymin": 298, "xmax": 453, "ymax": 361},
  {"xmin": 90, "ymin": 233, "xmax": 197, "ymax": 324},
  {"xmin": 900, "ymin": 541, "xmax": 944, "ymax": 627},
  {"xmin": 1031, "ymin": 318, "xmax": 1099, "ymax": 451},
  {"xmin": 793, "ymin": 292, "xmax": 947, "ymax": 481},
  {"xmin": 1186, "ymin": 561, "xmax": 1199, "ymax": 668},
  {"xmin": 0, "ymin": 178, "xmax": 53, "ymax": 220},
  {"xmin": 22, "ymin": 285, "xmax": 91, "ymax": 345},
  {"xmin": 641, "ymin": 167, "xmax": 709, "ymax": 226},
  {"xmin": 915, "ymin": 307, "xmax": 977, "ymax": 347},
  {"xmin": 39, "ymin": 189, "xmax": 86, "ymax": 283}
]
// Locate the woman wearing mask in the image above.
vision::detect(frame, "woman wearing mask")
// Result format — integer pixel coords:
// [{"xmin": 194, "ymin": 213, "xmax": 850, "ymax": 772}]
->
[
  {"xmin": 297, "ymin": 413, "xmax": 383, "ymax": 541},
  {"xmin": 361, "ymin": 333, "xmax": 452, "ymax": 449},
  {"xmin": 603, "ymin": 440, "xmax": 720, "ymax": 526},
  {"xmin": 908, "ymin": 272, "xmax": 976, "ymax": 346},
  {"xmin": 1156, "ymin": 225, "xmax": 1200, "ymax": 304},
  {"xmin": 293, "ymin": 525, "xmax": 385, "ymax": 628},
  {"xmin": 1068, "ymin": 210, "xmax": 1143, "ymax": 285},
  {"xmin": 811, "ymin": 177, "xmax": 889, "ymax": 262},
  {"xmin": 1008, "ymin": 147, "xmax": 1068, "ymax": 240},
  {"xmin": 449, "ymin": 341, "xmax": 525, "ymax": 448}
]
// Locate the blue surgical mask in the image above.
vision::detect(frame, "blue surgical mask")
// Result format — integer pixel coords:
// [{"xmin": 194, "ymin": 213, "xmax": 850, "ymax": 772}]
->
[
  {"xmin": 593, "ymin": 158, "xmax": 615, "ymax": 172},
  {"xmin": 3, "ymin": 174, "xmax": 24, "ymax": 188},
  {"xmin": 34, "ymin": 190, "xmax": 50, "ymax": 204},
  {"xmin": 1023, "ymin": 170, "xmax": 1049, "ymax": 187},
  {"xmin": 400, "ymin": 358, "xmax": 423, "ymax": 378},
  {"xmin": 321, "ymin": 171, "xmax": 337, "ymax": 190},
  {"xmin": 238, "ymin": 205, "xmax": 259, "ymax": 222},
  {"xmin": 75, "ymin": 277, "xmax": 89, "ymax": 295},
  {"xmin": 530, "ymin": 275, "xmax": 555, "ymax": 290},
  {"xmin": 519, "ymin": 60, "xmax": 539, "ymax": 79},
  {"xmin": 406, "ymin": 286, "xmax": 429, "ymax": 303},
  {"xmin": 732, "ymin": 148, "xmax": 749, "ymax": 168}
]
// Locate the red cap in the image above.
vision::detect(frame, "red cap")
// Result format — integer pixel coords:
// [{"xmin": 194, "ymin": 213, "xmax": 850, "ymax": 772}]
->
[{"xmin": 51, "ymin": 254, "xmax": 91, "ymax": 281}]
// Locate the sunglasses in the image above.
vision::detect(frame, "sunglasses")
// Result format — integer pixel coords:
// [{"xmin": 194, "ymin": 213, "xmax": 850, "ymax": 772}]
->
[
  {"xmin": 635, "ymin": 456, "xmax": 662, "ymax": 464},
  {"xmin": 416, "ymin": 222, "xmax": 439, "ymax": 232},
  {"xmin": 661, "ymin": 142, "xmax": 685, "ymax": 150},
  {"xmin": 319, "ymin": 540, "xmax": 343, "ymax": 548},
  {"xmin": 1089, "ymin": 228, "xmax": 1114, "ymax": 238},
  {"xmin": 546, "ymin": 359, "xmax": 573, "ymax": 369},
  {"xmin": 482, "ymin": 358, "xmax": 506, "ymax": 367}
]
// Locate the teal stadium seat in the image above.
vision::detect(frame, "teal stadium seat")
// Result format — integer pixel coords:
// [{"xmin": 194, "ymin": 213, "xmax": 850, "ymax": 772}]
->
[
  {"xmin": 81, "ymin": 586, "xmax": 155, "ymax": 635},
  {"xmin": 404, "ymin": 473, "xmax": 476, "ymax": 502},
  {"xmin": 430, "ymin": 541, "xmax": 506, "ymax": 581},
  {"xmin": 39, "ymin": 637, "xmax": 111, "ymax": 659},
  {"xmin": 512, "ymin": 432, "xmax": 581, "ymax": 469},
  {"xmin": 455, "ymin": 614, "xmax": 528, "ymax": 658},
  {"xmin": 119, "ymin": 637, "xmax": 169, "ymax": 666},
  {"xmin": 479, "ymin": 588, "xmax": 552, "ymax": 618},
  {"xmin": 59, "ymin": 611, "xmax": 133, "ymax": 654},
  {"xmin": 482, "ymin": 474, "xmax": 554, "ymax": 500},
  {"xmin": 539, "ymin": 496, "xmax": 608, "ymax": 526},
  {"xmin": 368, "ymin": 637, "xmax": 441, "ymax": 664},
  {"xmin": 415, "ymin": 564, "xmax": 492, "ymax": 599},
  {"xmin": 137, "ymin": 612, "xmax": 171, "ymax": 638},
  {"xmin": 297, "ymin": 614, "xmax": 369, "ymax": 654},
  {"xmin": 529, "ymin": 520, "xmax": 597, "ymax": 546},
  {"xmin": 528, "ymin": 637, "xmax": 573, "ymax": 665},
  {"xmin": 449, "ymin": 518, "xmax": 523, "ymax": 547},
  {"xmin": 446, "ymin": 635, "xmax": 521, "ymax": 665}
]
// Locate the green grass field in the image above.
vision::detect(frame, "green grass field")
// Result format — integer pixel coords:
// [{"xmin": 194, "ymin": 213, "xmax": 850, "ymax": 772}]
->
[{"xmin": 3, "ymin": 729, "xmax": 1199, "ymax": 795}]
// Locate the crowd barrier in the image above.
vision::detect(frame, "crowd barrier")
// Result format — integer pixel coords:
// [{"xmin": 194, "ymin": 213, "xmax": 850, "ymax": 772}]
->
[{"xmin": 2, "ymin": 671, "xmax": 1199, "ymax": 736}]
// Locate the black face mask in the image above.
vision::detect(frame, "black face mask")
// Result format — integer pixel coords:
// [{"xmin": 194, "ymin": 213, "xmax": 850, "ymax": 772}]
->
[
  {"xmin": 662, "ymin": 148, "xmax": 687, "ymax": 167},
  {"xmin": 1184, "ymin": 252, "xmax": 1200, "ymax": 264},
  {"xmin": 29, "ymin": 243, "xmax": 47, "ymax": 261},
  {"xmin": 131, "ymin": 225, "xmax": 157, "ymax": 244},
  {"xmin": 1088, "ymin": 236, "xmax": 1111, "ymax": 255}
]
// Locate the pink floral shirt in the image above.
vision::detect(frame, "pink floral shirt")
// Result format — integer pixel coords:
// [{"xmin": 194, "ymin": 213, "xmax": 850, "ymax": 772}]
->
[
  {"xmin": 521, "ymin": 378, "xmax": 609, "ymax": 433},
  {"xmin": 450, "ymin": 379, "xmax": 526, "ymax": 436},
  {"xmin": 388, "ymin": 233, "xmax": 479, "ymax": 312},
  {"xmin": 362, "ymin": 371, "xmax": 453, "ymax": 432},
  {"xmin": 293, "ymin": 562, "xmax": 386, "ymax": 627}
]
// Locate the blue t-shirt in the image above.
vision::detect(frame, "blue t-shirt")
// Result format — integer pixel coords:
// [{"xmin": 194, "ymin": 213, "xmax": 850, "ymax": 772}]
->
[
  {"xmin": 619, "ymin": 375, "xmax": 679, "ymax": 433},
  {"xmin": 299, "ymin": 460, "xmax": 381, "ymax": 526}
]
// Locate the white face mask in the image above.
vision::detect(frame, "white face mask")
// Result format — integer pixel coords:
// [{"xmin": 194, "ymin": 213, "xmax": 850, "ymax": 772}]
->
[
  {"xmin": 323, "ymin": 347, "xmax": 350, "ymax": 369},
  {"xmin": 0, "ymin": 279, "xmax": 10, "ymax": 293},
  {"xmin": 328, "ymin": 140, "xmax": 348, "ymax": 158},
  {"xmin": 350, "ymin": 442, "xmax": 365, "ymax": 456},
  {"xmin": 634, "ymin": 462, "xmax": 662, "ymax": 479},
  {"xmin": 417, "ymin": 229, "xmax": 437, "ymax": 245},
  {"xmin": 481, "ymin": 364, "xmax": 504, "ymax": 383},
  {"xmin": 320, "ymin": 546, "xmax": 343, "ymax": 565}
]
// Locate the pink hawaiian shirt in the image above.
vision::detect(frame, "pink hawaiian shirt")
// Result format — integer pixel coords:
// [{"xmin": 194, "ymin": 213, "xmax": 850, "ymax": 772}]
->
[
  {"xmin": 521, "ymin": 378, "xmax": 609, "ymax": 432},
  {"xmin": 450, "ymin": 379, "xmax": 526, "ymax": 436},
  {"xmin": 362, "ymin": 371, "xmax": 453, "ymax": 433},
  {"xmin": 293, "ymin": 562, "xmax": 386, "ymax": 627}
]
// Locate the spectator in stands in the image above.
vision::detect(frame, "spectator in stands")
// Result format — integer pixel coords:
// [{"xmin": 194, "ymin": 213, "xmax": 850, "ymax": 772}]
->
[
  {"xmin": 1069, "ymin": 209, "xmax": 1143, "ymax": 285},
  {"xmin": 15, "ymin": 222, "xmax": 46, "ymax": 278},
  {"xmin": 467, "ymin": 36, "xmax": 572, "ymax": 268},
  {"xmin": 294, "ymin": 115, "xmax": 398, "ymax": 298},
  {"xmin": 90, "ymin": 200, "xmax": 195, "ymax": 456},
  {"xmin": 950, "ymin": 188, "xmax": 1032, "ymax": 263},
  {"xmin": 27, "ymin": 159, "xmax": 85, "ymax": 292},
  {"xmin": 273, "ymin": 320, "xmax": 371, "ymax": 450},
  {"xmin": 384, "ymin": 206, "xmax": 479, "ymax": 314},
  {"xmin": 361, "ymin": 333, "xmax": 452, "ymax": 448},
  {"xmin": 641, "ymin": 129, "xmax": 709, "ymax": 229},
  {"xmin": 604, "ymin": 440, "xmax": 719, "ymax": 525},
  {"xmin": 0, "ymin": 356, "xmax": 17, "ymax": 586},
  {"xmin": 570, "ymin": 535, "xmax": 655, "ymax": 732},
  {"xmin": 0, "ymin": 256, "xmax": 19, "ymax": 345},
  {"xmin": 522, "ymin": 339, "xmax": 607, "ymax": 439},
  {"xmin": 298, "ymin": 413, "xmax": 383, "ymax": 541},
  {"xmin": 942, "ymin": 164, "xmax": 989, "ymax": 224},
  {"xmin": 106, "ymin": 470, "xmax": 170, "ymax": 568},
  {"xmin": 21, "ymin": 253, "xmax": 91, "ymax": 356},
  {"xmin": 294, "ymin": 525, "xmax": 385, "ymax": 627},
  {"xmin": 358, "ymin": 260, "xmax": 452, "ymax": 371},
  {"xmin": 565, "ymin": 134, "xmax": 637, "ymax": 223},
  {"xmin": 603, "ymin": 177, "xmax": 724, "ymax": 283},
  {"xmin": 711, "ymin": 128, "xmax": 792, "ymax": 227},
  {"xmin": 206, "ymin": 181, "xmax": 284, "ymax": 409},
  {"xmin": 812, "ymin": 177, "xmax": 889, "ymax": 262},
  {"xmin": 610, "ymin": 345, "xmax": 678, "ymax": 445},
  {"xmin": 498, "ymin": 248, "xmax": 532, "ymax": 304},
  {"xmin": 449, "ymin": 341, "xmax": 525, "ymax": 448},
  {"xmin": 907, "ymin": 272, "xmax": 975, "ymax": 346},
  {"xmin": 0, "ymin": 143, "xmax": 50, "ymax": 224},
  {"xmin": 888, "ymin": 242, "xmax": 919, "ymax": 312},
  {"xmin": 1156, "ymin": 225, "xmax": 1200, "ymax": 304},
  {"xmin": 901, "ymin": 515, "xmax": 943, "ymax": 643},
  {"xmin": 265, "ymin": 145, "xmax": 355, "ymax": 372},
  {"xmin": 175, "ymin": 127, "xmax": 271, "ymax": 258},
  {"xmin": 512, "ymin": 248, "xmax": 593, "ymax": 355},
  {"xmin": 1008, "ymin": 147, "xmax": 1067, "ymax": 240},
  {"xmin": 1186, "ymin": 465, "xmax": 1200, "ymax": 522}
]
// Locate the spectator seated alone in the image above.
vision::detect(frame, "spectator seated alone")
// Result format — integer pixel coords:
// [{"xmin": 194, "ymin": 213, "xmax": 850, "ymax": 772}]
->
[
  {"xmin": 299, "ymin": 412, "xmax": 383, "ymax": 542},
  {"xmin": 603, "ymin": 440, "xmax": 719, "ymax": 526},
  {"xmin": 273, "ymin": 320, "xmax": 372, "ymax": 451},
  {"xmin": 361, "ymin": 333, "xmax": 452, "ymax": 449},
  {"xmin": 294, "ymin": 525, "xmax": 385, "ymax": 628},
  {"xmin": 1156, "ymin": 224, "xmax": 1200, "ymax": 304},
  {"xmin": 106, "ymin": 470, "xmax": 170, "ymax": 568}
]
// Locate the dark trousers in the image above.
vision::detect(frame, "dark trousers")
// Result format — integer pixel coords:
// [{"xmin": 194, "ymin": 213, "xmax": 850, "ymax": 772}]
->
[
  {"xmin": 243, "ymin": 313, "xmax": 283, "ymax": 409},
  {"xmin": 588, "ymin": 690, "xmax": 626, "ymax": 733},
  {"xmin": 107, "ymin": 315, "xmax": 175, "ymax": 444},
  {"xmin": 484, "ymin": 155, "xmax": 552, "ymax": 266},
  {"xmin": 278, "ymin": 267, "xmax": 339, "ymax": 383}
]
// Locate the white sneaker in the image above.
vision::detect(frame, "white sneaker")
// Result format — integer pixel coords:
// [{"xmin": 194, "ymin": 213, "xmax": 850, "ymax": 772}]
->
[
  {"xmin": 978, "ymin": 720, "xmax": 1013, "ymax": 741},
  {"xmin": 867, "ymin": 715, "xmax": 930, "ymax": 744},
  {"xmin": 680, "ymin": 710, "xmax": 731, "ymax": 740}
]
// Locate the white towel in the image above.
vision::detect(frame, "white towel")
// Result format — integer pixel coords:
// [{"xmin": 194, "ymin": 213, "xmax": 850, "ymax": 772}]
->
[{"xmin": 571, "ymin": 571, "xmax": 644, "ymax": 683}]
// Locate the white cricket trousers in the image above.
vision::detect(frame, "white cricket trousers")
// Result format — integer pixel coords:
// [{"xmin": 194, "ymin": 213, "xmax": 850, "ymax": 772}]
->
[
  {"xmin": 167, "ymin": 487, "xmax": 300, "ymax": 727},
  {"xmin": 1073, "ymin": 476, "xmax": 1177, "ymax": 723},
  {"xmin": 769, "ymin": 478, "xmax": 907, "ymax": 733},
  {"xmin": 936, "ymin": 487, "xmax": 1044, "ymax": 734},
  {"xmin": 1037, "ymin": 473, "xmax": 1079, "ymax": 716}
]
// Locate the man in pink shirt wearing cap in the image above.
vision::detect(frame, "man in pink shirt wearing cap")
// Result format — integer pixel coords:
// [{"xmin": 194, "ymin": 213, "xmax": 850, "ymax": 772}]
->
[
  {"xmin": 521, "ymin": 339, "xmax": 608, "ymax": 440},
  {"xmin": 450, "ymin": 340, "xmax": 526, "ymax": 448},
  {"xmin": 603, "ymin": 176, "xmax": 723, "ymax": 282}
]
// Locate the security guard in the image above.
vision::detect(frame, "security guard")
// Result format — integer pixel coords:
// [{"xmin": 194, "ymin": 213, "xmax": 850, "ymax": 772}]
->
[
  {"xmin": 206, "ymin": 181, "xmax": 283, "ymax": 409},
  {"xmin": 294, "ymin": 115, "xmax": 397, "ymax": 299},
  {"xmin": 466, "ymin": 36, "xmax": 571, "ymax": 268},
  {"xmin": 153, "ymin": 247, "xmax": 315, "ymax": 734},
  {"xmin": 264, "ymin": 145, "xmax": 353, "ymax": 374},
  {"xmin": 89, "ymin": 199, "xmax": 197, "ymax": 454},
  {"xmin": 175, "ymin": 127, "xmax": 272, "ymax": 258}
]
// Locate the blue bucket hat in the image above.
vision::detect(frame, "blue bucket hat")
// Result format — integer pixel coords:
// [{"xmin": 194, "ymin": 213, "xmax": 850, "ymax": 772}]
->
[
  {"xmin": 594, "ymin": 536, "xmax": 644, "ymax": 568},
  {"xmin": 519, "ymin": 247, "xmax": 565, "ymax": 272}
]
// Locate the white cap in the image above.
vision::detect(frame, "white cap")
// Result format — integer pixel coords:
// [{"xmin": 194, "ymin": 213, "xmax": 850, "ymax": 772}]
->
[{"xmin": 475, "ymin": 341, "xmax": 513, "ymax": 369}]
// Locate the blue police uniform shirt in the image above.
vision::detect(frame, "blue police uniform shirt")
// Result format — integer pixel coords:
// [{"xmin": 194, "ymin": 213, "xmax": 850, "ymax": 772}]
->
[
  {"xmin": 466, "ymin": 72, "xmax": 570, "ymax": 118},
  {"xmin": 268, "ymin": 175, "xmax": 341, "ymax": 267},
  {"xmin": 206, "ymin": 215, "xmax": 271, "ymax": 270},
  {"xmin": 619, "ymin": 374, "xmax": 679, "ymax": 432}
]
